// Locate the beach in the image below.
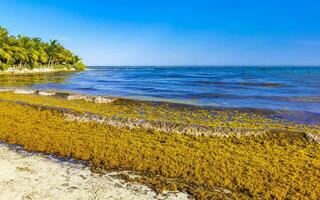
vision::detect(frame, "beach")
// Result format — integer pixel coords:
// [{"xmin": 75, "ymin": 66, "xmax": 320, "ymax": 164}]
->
[
  {"xmin": 0, "ymin": 67, "xmax": 77, "ymax": 75},
  {"xmin": 2, "ymin": 0, "xmax": 320, "ymax": 198},
  {"xmin": 0, "ymin": 89, "xmax": 319, "ymax": 199},
  {"xmin": 0, "ymin": 143, "xmax": 188, "ymax": 200}
]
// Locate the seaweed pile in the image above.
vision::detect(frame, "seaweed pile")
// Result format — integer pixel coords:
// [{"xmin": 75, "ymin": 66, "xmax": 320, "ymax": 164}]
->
[{"xmin": 0, "ymin": 91, "xmax": 319, "ymax": 199}]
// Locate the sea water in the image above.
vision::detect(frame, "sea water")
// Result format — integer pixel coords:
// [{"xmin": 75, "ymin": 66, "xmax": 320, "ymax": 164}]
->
[{"xmin": 1, "ymin": 66, "xmax": 320, "ymax": 113}]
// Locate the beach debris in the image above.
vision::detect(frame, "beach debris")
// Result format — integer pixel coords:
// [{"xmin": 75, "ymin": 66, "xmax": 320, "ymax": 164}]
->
[
  {"xmin": 93, "ymin": 96, "xmax": 115, "ymax": 104},
  {"xmin": 0, "ymin": 88, "xmax": 12, "ymax": 92},
  {"xmin": 0, "ymin": 88, "xmax": 116, "ymax": 104},
  {"xmin": 304, "ymin": 133, "xmax": 320, "ymax": 143},
  {"xmin": 67, "ymin": 94, "xmax": 95, "ymax": 102},
  {"xmin": 53, "ymin": 92, "xmax": 70, "ymax": 99},
  {"xmin": 63, "ymin": 112, "xmax": 265, "ymax": 137},
  {"xmin": 223, "ymin": 189, "xmax": 232, "ymax": 194},
  {"xmin": 66, "ymin": 94, "xmax": 115, "ymax": 104},
  {"xmin": 14, "ymin": 89, "xmax": 35, "ymax": 94},
  {"xmin": 37, "ymin": 91, "xmax": 56, "ymax": 96}
]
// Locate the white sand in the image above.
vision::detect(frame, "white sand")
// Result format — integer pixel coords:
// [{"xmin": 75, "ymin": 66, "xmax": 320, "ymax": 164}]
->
[
  {"xmin": 0, "ymin": 67, "xmax": 76, "ymax": 74},
  {"xmin": 0, "ymin": 143, "xmax": 188, "ymax": 200}
]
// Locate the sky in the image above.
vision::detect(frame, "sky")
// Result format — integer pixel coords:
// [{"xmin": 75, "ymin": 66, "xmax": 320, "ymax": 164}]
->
[{"xmin": 1, "ymin": 0, "xmax": 320, "ymax": 66}]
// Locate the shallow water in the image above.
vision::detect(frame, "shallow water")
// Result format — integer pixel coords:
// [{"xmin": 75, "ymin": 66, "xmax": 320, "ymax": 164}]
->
[{"xmin": 1, "ymin": 66, "xmax": 320, "ymax": 113}]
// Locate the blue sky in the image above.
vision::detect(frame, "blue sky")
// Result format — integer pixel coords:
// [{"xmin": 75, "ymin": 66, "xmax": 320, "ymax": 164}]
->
[{"xmin": 1, "ymin": 0, "xmax": 320, "ymax": 66}]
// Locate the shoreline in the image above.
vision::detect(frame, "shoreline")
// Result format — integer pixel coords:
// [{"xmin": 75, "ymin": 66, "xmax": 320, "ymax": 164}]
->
[
  {"xmin": 1, "ymin": 87, "xmax": 320, "ymax": 125},
  {"xmin": 0, "ymin": 89, "xmax": 320, "ymax": 140},
  {"xmin": 0, "ymin": 141, "xmax": 188, "ymax": 199},
  {"xmin": 2, "ymin": 66, "xmax": 320, "ymax": 115},
  {"xmin": 0, "ymin": 89, "xmax": 319, "ymax": 198},
  {"xmin": 0, "ymin": 67, "xmax": 80, "ymax": 75}
]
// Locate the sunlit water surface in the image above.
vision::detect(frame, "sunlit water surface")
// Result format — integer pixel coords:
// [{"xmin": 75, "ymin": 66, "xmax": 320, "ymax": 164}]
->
[{"xmin": 1, "ymin": 66, "xmax": 320, "ymax": 114}]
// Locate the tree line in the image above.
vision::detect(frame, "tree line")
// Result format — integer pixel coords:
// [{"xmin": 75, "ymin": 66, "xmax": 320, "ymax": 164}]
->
[{"xmin": 0, "ymin": 26, "xmax": 85, "ymax": 70}]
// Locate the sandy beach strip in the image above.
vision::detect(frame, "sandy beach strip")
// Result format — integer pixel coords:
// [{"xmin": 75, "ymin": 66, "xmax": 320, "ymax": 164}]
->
[
  {"xmin": 0, "ymin": 67, "xmax": 77, "ymax": 75},
  {"xmin": 0, "ymin": 142, "xmax": 188, "ymax": 200}
]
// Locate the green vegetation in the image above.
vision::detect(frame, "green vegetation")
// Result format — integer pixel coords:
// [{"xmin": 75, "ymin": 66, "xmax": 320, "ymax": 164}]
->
[
  {"xmin": 0, "ymin": 99, "xmax": 319, "ymax": 199},
  {"xmin": 0, "ymin": 92, "xmax": 319, "ymax": 199},
  {"xmin": 0, "ymin": 26, "xmax": 86, "ymax": 71}
]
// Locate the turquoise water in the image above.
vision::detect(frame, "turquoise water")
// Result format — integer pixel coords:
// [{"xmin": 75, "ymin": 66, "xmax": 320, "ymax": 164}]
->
[{"xmin": 3, "ymin": 66, "xmax": 320, "ymax": 113}]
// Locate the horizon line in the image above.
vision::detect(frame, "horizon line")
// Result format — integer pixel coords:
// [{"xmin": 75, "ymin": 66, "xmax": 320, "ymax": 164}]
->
[{"xmin": 87, "ymin": 65, "xmax": 320, "ymax": 67}]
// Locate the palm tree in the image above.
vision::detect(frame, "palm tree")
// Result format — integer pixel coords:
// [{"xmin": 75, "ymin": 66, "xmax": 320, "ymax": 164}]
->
[
  {"xmin": 0, "ymin": 26, "xmax": 86, "ymax": 70},
  {"xmin": 46, "ymin": 40, "xmax": 60, "ymax": 66},
  {"xmin": 0, "ymin": 48, "xmax": 12, "ymax": 64},
  {"xmin": 72, "ymin": 55, "xmax": 81, "ymax": 64},
  {"xmin": 33, "ymin": 38, "xmax": 48, "ymax": 65},
  {"xmin": 0, "ymin": 27, "xmax": 10, "ymax": 65},
  {"xmin": 0, "ymin": 27, "xmax": 9, "ymax": 42}
]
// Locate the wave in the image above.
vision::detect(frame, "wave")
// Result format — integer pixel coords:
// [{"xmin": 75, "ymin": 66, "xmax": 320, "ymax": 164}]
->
[
  {"xmin": 166, "ymin": 74, "xmax": 195, "ymax": 78},
  {"xmin": 78, "ymin": 86, "xmax": 100, "ymax": 91}
]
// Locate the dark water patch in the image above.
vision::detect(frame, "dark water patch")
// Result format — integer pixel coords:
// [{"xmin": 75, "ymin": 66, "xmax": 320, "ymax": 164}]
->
[
  {"xmin": 166, "ymin": 74, "xmax": 195, "ymax": 78},
  {"xmin": 184, "ymin": 93, "xmax": 320, "ymax": 103},
  {"xmin": 139, "ymin": 87, "xmax": 156, "ymax": 91},
  {"xmin": 286, "ymin": 96, "xmax": 320, "ymax": 102},
  {"xmin": 78, "ymin": 87, "xmax": 100, "ymax": 91},
  {"xmin": 273, "ymin": 110, "xmax": 320, "ymax": 125},
  {"xmin": 195, "ymin": 81, "xmax": 229, "ymax": 85},
  {"xmin": 185, "ymin": 93, "xmax": 240, "ymax": 99},
  {"xmin": 239, "ymin": 82, "xmax": 284, "ymax": 87},
  {"xmin": 95, "ymin": 80, "xmax": 122, "ymax": 83},
  {"xmin": 195, "ymin": 81, "xmax": 285, "ymax": 88}
]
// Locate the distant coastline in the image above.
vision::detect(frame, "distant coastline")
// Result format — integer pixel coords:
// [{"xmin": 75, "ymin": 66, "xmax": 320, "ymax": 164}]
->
[
  {"xmin": 0, "ymin": 66, "xmax": 82, "ymax": 75},
  {"xmin": 0, "ymin": 26, "xmax": 86, "ymax": 73}
]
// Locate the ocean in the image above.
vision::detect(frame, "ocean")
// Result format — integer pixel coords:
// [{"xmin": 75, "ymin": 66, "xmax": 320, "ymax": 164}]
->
[{"xmin": 1, "ymin": 66, "xmax": 320, "ymax": 114}]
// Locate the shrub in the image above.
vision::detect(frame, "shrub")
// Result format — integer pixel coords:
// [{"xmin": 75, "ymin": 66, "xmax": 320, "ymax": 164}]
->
[{"xmin": 73, "ymin": 62, "xmax": 86, "ymax": 71}]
